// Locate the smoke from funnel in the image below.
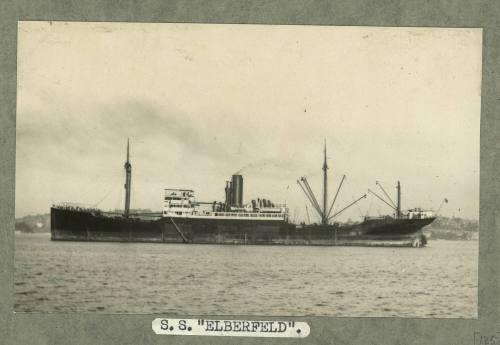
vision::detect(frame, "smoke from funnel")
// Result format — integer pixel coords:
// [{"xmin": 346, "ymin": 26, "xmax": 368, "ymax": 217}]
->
[{"xmin": 234, "ymin": 157, "xmax": 297, "ymax": 175}]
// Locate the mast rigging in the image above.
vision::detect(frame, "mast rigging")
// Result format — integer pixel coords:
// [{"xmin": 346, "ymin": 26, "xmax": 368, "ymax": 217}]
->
[
  {"xmin": 298, "ymin": 177, "xmax": 323, "ymax": 218},
  {"xmin": 328, "ymin": 194, "xmax": 367, "ymax": 220},
  {"xmin": 326, "ymin": 174, "xmax": 346, "ymax": 219},
  {"xmin": 376, "ymin": 181, "xmax": 397, "ymax": 209},
  {"xmin": 367, "ymin": 188, "xmax": 396, "ymax": 211}
]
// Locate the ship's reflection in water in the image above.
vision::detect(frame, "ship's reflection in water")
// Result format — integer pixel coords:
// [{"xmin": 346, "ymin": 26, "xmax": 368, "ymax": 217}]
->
[{"xmin": 15, "ymin": 233, "xmax": 477, "ymax": 318}]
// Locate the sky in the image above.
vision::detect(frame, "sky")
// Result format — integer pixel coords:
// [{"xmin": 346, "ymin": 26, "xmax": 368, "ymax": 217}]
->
[{"xmin": 16, "ymin": 22, "xmax": 482, "ymax": 222}]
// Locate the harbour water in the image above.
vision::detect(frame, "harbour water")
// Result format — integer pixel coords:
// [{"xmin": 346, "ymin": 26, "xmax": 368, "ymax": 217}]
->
[{"xmin": 14, "ymin": 233, "xmax": 477, "ymax": 318}]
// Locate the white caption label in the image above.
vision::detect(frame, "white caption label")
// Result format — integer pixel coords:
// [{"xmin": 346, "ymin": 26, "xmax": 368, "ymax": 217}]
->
[{"xmin": 152, "ymin": 318, "xmax": 310, "ymax": 338}]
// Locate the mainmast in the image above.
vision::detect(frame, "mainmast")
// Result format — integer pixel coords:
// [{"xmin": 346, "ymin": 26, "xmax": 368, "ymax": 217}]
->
[
  {"xmin": 298, "ymin": 142, "xmax": 365, "ymax": 225},
  {"xmin": 322, "ymin": 140, "xmax": 328, "ymax": 225},
  {"xmin": 124, "ymin": 139, "xmax": 132, "ymax": 218}
]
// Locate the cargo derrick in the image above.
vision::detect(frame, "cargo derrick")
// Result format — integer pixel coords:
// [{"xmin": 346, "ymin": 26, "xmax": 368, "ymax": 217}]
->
[
  {"xmin": 367, "ymin": 180, "xmax": 402, "ymax": 219},
  {"xmin": 297, "ymin": 141, "xmax": 366, "ymax": 225}
]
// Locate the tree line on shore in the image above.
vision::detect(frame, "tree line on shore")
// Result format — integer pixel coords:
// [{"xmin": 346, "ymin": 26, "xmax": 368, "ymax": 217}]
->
[{"xmin": 423, "ymin": 216, "xmax": 478, "ymax": 240}]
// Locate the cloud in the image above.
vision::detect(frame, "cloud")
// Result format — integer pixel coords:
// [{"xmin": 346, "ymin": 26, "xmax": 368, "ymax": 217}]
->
[
  {"xmin": 17, "ymin": 99, "xmax": 235, "ymax": 168},
  {"xmin": 15, "ymin": 23, "xmax": 481, "ymax": 220}
]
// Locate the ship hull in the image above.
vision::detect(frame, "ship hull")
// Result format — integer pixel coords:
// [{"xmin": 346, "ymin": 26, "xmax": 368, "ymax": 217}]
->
[{"xmin": 50, "ymin": 208, "xmax": 434, "ymax": 247}]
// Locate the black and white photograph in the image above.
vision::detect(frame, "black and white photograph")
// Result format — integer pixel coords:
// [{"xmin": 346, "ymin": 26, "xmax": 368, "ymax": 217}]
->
[{"xmin": 15, "ymin": 21, "xmax": 481, "ymax": 318}]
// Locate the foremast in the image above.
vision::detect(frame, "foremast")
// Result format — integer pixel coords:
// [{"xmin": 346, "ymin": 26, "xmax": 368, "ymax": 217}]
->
[{"xmin": 124, "ymin": 139, "xmax": 132, "ymax": 218}]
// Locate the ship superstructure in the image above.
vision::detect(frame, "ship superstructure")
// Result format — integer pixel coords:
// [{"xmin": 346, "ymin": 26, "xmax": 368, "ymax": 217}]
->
[{"xmin": 162, "ymin": 186, "xmax": 288, "ymax": 221}]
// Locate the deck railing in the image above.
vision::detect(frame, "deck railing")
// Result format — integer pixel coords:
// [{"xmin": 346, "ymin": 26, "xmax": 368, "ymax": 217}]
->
[{"xmin": 163, "ymin": 210, "xmax": 287, "ymax": 219}]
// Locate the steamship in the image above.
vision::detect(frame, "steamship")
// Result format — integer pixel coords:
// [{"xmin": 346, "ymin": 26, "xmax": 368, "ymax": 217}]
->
[{"xmin": 50, "ymin": 142, "xmax": 435, "ymax": 247}]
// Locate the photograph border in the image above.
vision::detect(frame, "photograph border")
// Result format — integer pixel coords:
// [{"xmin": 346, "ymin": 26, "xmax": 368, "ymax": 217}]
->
[{"xmin": 1, "ymin": 1, "xmax": 498, "ymax": 344}]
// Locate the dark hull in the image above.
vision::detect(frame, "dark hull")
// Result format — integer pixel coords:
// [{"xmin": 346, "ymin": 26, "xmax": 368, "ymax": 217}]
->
[{"xmin": 50, "ymin": 207, "xmax": 434, "ymax": 247}]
